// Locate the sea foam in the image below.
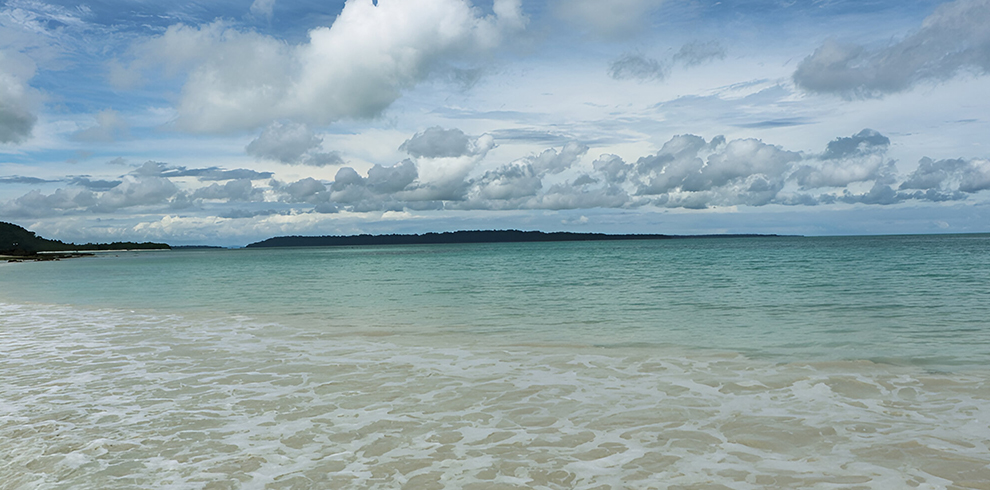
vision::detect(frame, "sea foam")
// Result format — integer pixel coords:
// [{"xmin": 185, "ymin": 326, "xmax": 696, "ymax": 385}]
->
[{"xmin": 2, "ymin": 302, "xmax": 989, "ymax": 489}]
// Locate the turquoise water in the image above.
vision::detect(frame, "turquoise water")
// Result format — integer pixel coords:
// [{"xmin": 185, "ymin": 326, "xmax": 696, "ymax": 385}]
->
[
  {"xmin": 4, "ymin": 235, "xmax": 989, "ymax": 367},
  {"xmin": 2, "ymin": 234, "xmax": 990, "ymax": 489}
]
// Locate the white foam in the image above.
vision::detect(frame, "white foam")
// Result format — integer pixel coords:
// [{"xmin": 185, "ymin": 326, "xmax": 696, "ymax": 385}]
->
[{"xmin": 2, "ymin": 302, "xmax": 989, "ymax": 489}]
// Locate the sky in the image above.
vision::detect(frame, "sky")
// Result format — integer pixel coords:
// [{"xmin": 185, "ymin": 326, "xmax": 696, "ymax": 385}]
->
[{"xmin": 1, "ymin": 0, "xmax": 989, "ymax": 246}]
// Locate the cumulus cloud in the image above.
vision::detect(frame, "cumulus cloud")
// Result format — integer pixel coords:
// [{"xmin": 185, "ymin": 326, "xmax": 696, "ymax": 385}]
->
[
  {"xmin": 93, "ymin": 175, "xmax": 180, "ymax": 212},
  {"xmin": 792, "ymin": 157, "xmax": 888, "ymax": 189},
  {"xmin": 400, "ymin": 127, "xmax": 491, "ymax": 158},
  {"xmin": 470, "ymin": 163, "xmax": 544, "ymax": 201},
  {"xmin": 274, "ymin": 137, "xmax": 593, "ymax": 211},
  {"xmin": 322, "ymin": 161, "xmax": 419, "ymax": 208},
  {"xmin": 695, "ymin": 139, "xmax": 799, "ymax": 191},
  {"xmin": 7, "ymin": 126, "xmax": 987, "ymax": 219},
  {"xmin": 0, "ymin": 188, "xmax": 96, "ymax": 218},
  {"xmin": 794, "ymin": 0, "xmax": 990, "ymax": 96},
  {"xmin": 820, "ymin": 129, "xmax": 890, "ymax": 160},
  {"xmin": 400, "ymin": 128, "xmax": 495, "ymax": 201},
  {"xmin": 585, "ymin": 130, "xmax": 964, "ymax": 209},
  {"xmin": 528, "ymin": 183, "xmax": 630, "ymax": 210},
  {"xmin": 838, "ymin": 181, "xmax": 903, "ymax": 205},
  {"xmin": 0, "ymin": 159, "xmax": 288, "ymax": 217},
  {"xmin": 900, "ymin": 157, "xmax": 990, "ymax": 193},
  {"xmin": 192, "ymin": 179, "xmax": 263, "ymax": 202},
  {"xmin": 790, "ymin": 129, "xmax": 891, "ymax": 188},
  {"xmin": 439, "ymin": 141, "xmax": 589, "ymax": 208},
  {"xmin": 0, "ymin": 173, "xmax": 184, "ymax": 217},
  {"xmin": 608, "ymin": 54, "xmax": 668, "ymax": 81},
  {"xmin": 553, "ymin": 0, "xmax": 662, "ymax": 38},
  {"xmin": 121, "ymin": 0, "xmax": 526, "ymax": 132},
  {"xmin": 367, "ymin": 160, "xmax": 419, "ymax": 194},
  {"xmin": 246, "ymin": 122, "xmax": 343, "ymax": 166},
  {"xmin": 627, "ymin": 136, "xmax": 801, "ymax": 208},
  {"xmin": 281, "ymin": 177, "xmax": 328, "ymax": 203},
  {"xmin": 525, "ymin": 141, "xmax": 589, "ymax": 175}
]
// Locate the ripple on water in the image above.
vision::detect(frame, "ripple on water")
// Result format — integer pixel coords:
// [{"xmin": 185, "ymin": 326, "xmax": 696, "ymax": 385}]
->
[{"xmin": 2, "ymin": 302, "xmax": 989, "ymax": 490}]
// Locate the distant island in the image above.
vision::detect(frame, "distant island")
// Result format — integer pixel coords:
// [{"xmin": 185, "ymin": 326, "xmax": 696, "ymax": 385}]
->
[
  {"xmin": 246, "ymin": 230, "xmax": 786, "ymax": 248},
  {"xmin": 1, "ymin": 221, "xmax": 170, "ymax": 260}
]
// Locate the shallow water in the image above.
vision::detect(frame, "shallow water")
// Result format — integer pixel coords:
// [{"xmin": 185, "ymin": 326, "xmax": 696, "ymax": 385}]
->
[{"xmin": 2, "ymin": 235, "xmax": 989, "ymax": 489}]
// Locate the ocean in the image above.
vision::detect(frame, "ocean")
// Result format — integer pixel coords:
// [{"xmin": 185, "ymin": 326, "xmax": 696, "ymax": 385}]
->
[{"xmin": 1, "ymin": 234, "xmax": 988, "ymax": 489}]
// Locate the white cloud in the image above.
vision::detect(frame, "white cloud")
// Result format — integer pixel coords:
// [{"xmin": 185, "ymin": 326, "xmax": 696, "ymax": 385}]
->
[
  {"xmin": 367, "ymin": 160, "xmax": 418, "ymax": 194},
  {"xmin": 592, "ymin": 131, "xmax": 925, "ymax": 208},
  {"xmin": 245, "ymin": 122, "xmax": 343, "ymax": 166},
  {"xmin": 0, "ymin": 187, "xmax": 95, "ymax": 217},
  {"xmin": 818, "ymin": 129, "xmax": 890, "ymax": 160},
  {"xmin": 793, "ymin": 156, "xmax": 888, "ymax": 189},
  {"xmin": 93, "ymin": 175, "xmax": 180, "ymax": 212},
  {"xmin": 401, "ymin": 129, "xmax": 495, "ymax": 201},
  {"xmin": 528, "ymin": 183, "xmax": 630, "ymax": 210},
  {"xmin": 900, "ymin": 157, "xmax": 990, "ymax": 194},
  {"xmin": 400, "ymin": 127, "xmax": 489, "ymax": 159},
  {"xmin": 4, "ymin": 127, "xmax": 987, "ymax": 223},
  {"xmin": 0, "ymin": 174, "xmax": 181, "ymax": 217},
  {"xmin": 794, "ymin": 0, "xmax": 990, "ymax": 97},
  {"xmin": 324, "ymin": 161, "xmax": 420, "ymax": 209},
  {"xmin": 521, "ymin": 141, "xmax": 588, "ymax": 175},
  {"xmin": 791, "ymin": 129, "xmax": 892, "ymax": 188},
  {"xmin": 470, "ymin": 162, "xmax": 543, "ymax": 201},
  {"xmin": 192, "ymin": 179, "xmax": 263, "ymax": 202},
  {"xmin": 123, "ymin": 0, "xmax": 526, "ymax": 133},
  {"xmin": 281, "ymin": 177, "xmax": 328, "ymax": 203}
]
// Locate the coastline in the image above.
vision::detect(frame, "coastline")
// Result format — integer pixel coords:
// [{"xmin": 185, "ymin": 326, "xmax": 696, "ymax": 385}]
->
[
  {"xmin": 2, "ymin": 249, "xmax": 172, "ymax": 263},
  {"xmin": 1, "ymin": 252, "xmax": 93, "ymax": 262}
]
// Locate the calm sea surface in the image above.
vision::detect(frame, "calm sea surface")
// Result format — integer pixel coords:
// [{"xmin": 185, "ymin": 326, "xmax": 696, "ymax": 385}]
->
[{"xmin": 2, "ymin": 235, "xmax": 989, "ymax": 489}]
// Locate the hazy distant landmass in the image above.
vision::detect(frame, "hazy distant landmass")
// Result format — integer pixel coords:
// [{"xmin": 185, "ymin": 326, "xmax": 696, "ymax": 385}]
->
[
  {"xmin": 1, "ymin": 221, "xmax": 170, "ymax": 257},
  {"xmin": 246, "ymin": 230, "xmax": 786, "ymax": 248}
]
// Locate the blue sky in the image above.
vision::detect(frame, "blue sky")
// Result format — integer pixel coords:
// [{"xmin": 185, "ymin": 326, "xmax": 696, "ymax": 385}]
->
[{"xmin": 1, "ymin": 0, "xmax": 988, "ymax": 245}]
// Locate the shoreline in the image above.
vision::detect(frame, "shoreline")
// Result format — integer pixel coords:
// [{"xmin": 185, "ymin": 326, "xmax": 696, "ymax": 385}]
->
[{"xmin": 1, "ymin": 252, "xmax": 93, "ymax": 262}]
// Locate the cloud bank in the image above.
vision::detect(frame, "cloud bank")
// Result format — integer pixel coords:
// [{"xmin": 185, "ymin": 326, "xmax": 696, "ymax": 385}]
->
[{"xmin": 6, "ymin": 128, "xmax": 988, "ymax": 220}]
